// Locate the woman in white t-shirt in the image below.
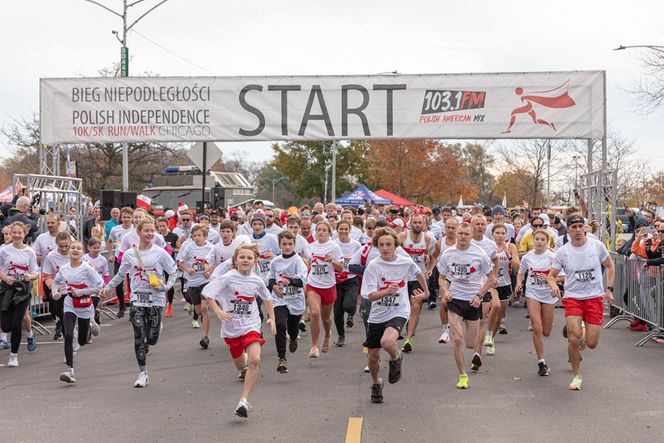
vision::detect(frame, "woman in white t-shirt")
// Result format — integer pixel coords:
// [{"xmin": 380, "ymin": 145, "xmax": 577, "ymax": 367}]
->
[
  {"xmin": 306, "ymin": 220, "xmax": 344, "ymax": 357},
  {"xmin": 203, "ymin": 243, "xmax": 276, "ymax": 418},
  {"xmin": 0, "ymin": 222, "xmax": 39, "ymax": 367},
  {"xmin": 53, "ymin": 241, "xmax": 103, "ymax": 384},
  {"xmin": 516, "ymin": 229, "xmax": 559, "ymax": 377},
  {"xmin": 100, "ymin": 218, "xmax": 178, "ymax": 388},
  {"xmin": 360, "ymin": 227, "xmax": 427, "ymax": 403},
  {"xmin": 333, "ymin": 221, "xmax": 361, "ymax": 347}
]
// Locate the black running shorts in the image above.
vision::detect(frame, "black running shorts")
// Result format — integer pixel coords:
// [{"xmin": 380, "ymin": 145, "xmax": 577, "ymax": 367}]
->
[
  {"xmin": 363, "ymin": 317, "xmax": 407, "ymax": 349},
  {"xmin": 447, "ymin": 298, "xmax": 480, "ymax": 321}
]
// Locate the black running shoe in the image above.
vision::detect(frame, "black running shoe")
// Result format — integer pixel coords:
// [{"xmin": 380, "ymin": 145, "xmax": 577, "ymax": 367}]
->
[
  {"xmin": 471, "ymin": 353, "xmax": 482, "ymax": 372},
  {"xmin": 346, "ymin": 315, "xmax": 354, "ymax": 328},
  {"xmin": 289, "ymin": 338, "xmax": 298, "ymax": 353},
  {"xmin": 117, "ymin": 307, "xmax": 125, "ymax": 318},
  {"xmin": 537, "ymin": 362, "xmax": 550, "ymax": 376},
  {"xmin": 388, "ymin": 352, "xmax": 403, "ymax": 384},
  {"xmin": 299, "ymin": 320, "xmax": 306, "ymax": 332},
  {"xmin": 371, "ymin": 381, "xmax": 384, "ymax": 403},
  {"xmin": 336, "ymin": 336, "xmax": 345, "ymax": 347},
  {"xmin": 200, "ymin": 336, "xmax": 210, "ymax": 349}
]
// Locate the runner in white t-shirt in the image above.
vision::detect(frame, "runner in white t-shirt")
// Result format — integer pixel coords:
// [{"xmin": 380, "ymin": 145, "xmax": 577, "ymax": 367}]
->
[
  {"xmin": 32, "ymin": 213, "xmax": 59, "ymax": 265},
  {"xmin": 82, "ymin": 237, "xmax": 109, "ymax": 339},
  {"xmin": 431, "ymin": 216, "xmax": 458, "ymax": 344},
  {"xmin": 53, "ymin": 241, "xmax": 103, "ymax": 384},
  {"xmin": 106, "ymin": 207, "xmax": 134, "ymax": 317},
  {"xmin": 549, "ymin": 215, "xmax": 614, "ymax": 391},
  {"xmin": 361, "ymin": 227, "xmax": 427, "ymax": 403},
  {"xmin": 100, "ymin": 218, "xmax": 177, "ymax": 388},
  {"xmin": 470, "ymin": 216, "xmax": 499, "ymax": 368},
  {"xmin": 0, "ymin": 222, "xmax": 39, "ymax": 367},
  {"xmin": 176, "ymin": 224, "xmax": 214, "ymax": 347},
  {"xmin": 203, "ymin": 243, "xmax": 276, "ymax": 418},
  {"xmin": 438, "ymin": 222, "xmax": 494, "ymax": 389},
  {"xmin": 42, "ymin": 232, "xmax": 73, "ymax": 340},
  {"xmin": 517, "ymin": 229, "xmax": 557, "ymax": 377},
  {"xmin": 268, "ymin": 230, "xmax": 308, "ymax": 374},
  {"xmin": 306, "ymin": 220, "xmax": 344, "ymax": 358},
  {"xmin": 333, "ymin": 221, "xmax": 362, "ymax": 347}
]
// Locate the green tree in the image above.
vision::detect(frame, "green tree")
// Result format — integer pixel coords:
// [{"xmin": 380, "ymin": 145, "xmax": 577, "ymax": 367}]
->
[
  {"xmin": 449, "ymin": 142, "xmax": 496, "ymax": 204},
  {"xmin": 271, "ymin": 140, "xmax": 368, "ymax": 201}
]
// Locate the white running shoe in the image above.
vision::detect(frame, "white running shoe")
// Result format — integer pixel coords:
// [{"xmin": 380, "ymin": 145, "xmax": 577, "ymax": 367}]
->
[
  {"xmin": 7, "ymin": 354, "xmax": 18, "ymax": 367},
  {"xmin": 192, "ymin": 319, "xmax": 200, "ymax": 329},
  {"xmin": 134, "ymin": 371, "xmax": 149, "ymax": 388},
  {"xmin": 60, "ymin": 368, "xmax": 76, "ymax": 383},
  {"xmin": 363, "ymin": 365, "xmax": 370, "ymax": 373},
  {"xmin": 438, "ymin": 328, "xmax": 450, "ymax": 344},
  {"xmin": 234, "ymin": 398, "xmax": 251, "ymax": 417},
  {"xmin": 90, "ymin": 321, "xmax": 100, "ymax": 337}
]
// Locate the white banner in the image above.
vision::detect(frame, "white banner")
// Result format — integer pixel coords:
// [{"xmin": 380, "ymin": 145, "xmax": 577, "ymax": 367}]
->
[{"xmin": 40, "ymin": 71, "xmax": 605, "ymax": 143}]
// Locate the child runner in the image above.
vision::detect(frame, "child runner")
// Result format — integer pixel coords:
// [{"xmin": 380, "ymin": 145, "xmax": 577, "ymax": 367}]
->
[
  {"xmin": 516, "ymin": 229, "xmax": 557, "ymax": 376},
  {"xmin": 42, "ymin": 232, "xmax": 73, "ymax": 340},
  {"xmin": 0, "ymin": 222, "xmax": 39, "ymax": 367},
  {"xmin": 53, "ymin": 241, "xmax": 103, "ymax": 383},
  {"xmin": 82, "ymin": 238, "xmax": 109, "ymax": 340},
  {"xmin": 202, "ymin": 243, "xmax": 276, "ymax": 418},
  {"xmin": 306, "ymin": 220, "xmax": 344, "ymax": 357},
  {"xmin": 333, "ymin": 220, "xmax": 361, "ymax": 347},
  {"xmin": 157, "ymin": 216, "xmax": 179, "ymax": 318},
  {"xmin": 100, "ymin": 218, "xmax": 177, "ymax": 387},
  {"xmin": 176, "ymin": 224, "xmax": 214, "ymax": 347},
  {"xmin": 361, "ymin": 227, "xmax": 428, "ymax": 403},
  {"xmin": 268, "ymin": 230, "xmax": 308, "ymax": 373}
]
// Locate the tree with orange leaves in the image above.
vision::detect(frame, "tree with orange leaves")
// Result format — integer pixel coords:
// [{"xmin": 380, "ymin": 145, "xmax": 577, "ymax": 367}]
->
[{"xmin": 365, "ymin": 140, "xmax": 476, "ymax": 205}]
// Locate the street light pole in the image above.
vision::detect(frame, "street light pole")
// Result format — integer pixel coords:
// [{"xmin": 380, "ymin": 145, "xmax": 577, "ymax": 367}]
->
[
  {"xmin": 84, "ymin": 0, "xmax": 170, "ymax": 192},
  {"xmin": 614, "ymin": 44, "xmax": 664, "ymax": 52},
  {"xmin": 331, "ymin": 141, "xmax": 337, "ymax": 203},
  {"xmin": 271, "ymin": 176, "xmax": 287, "ymax": 206}
]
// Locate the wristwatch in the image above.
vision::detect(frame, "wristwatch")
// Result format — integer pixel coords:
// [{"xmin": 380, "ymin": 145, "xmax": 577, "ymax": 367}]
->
[{"xmin": 607, "ymin": 286, "xmax": 614, "ymax": 292}]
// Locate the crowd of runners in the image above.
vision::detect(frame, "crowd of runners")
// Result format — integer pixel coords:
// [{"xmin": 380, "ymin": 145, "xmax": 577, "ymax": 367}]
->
[{"xmin": 0, "ymin": 197, "xmax": 617, "ymax": 417}]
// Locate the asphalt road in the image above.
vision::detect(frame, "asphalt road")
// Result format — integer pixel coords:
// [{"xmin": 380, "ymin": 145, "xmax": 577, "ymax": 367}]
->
[{"xmin": 1, "ymin": 298, "xmax": 663, "ymax": 443}]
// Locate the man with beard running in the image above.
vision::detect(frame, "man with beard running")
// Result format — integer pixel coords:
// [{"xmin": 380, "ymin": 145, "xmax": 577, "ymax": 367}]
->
[{"xmin": 398, "ymin": 214, "xmax": 434, "ymax": 353}]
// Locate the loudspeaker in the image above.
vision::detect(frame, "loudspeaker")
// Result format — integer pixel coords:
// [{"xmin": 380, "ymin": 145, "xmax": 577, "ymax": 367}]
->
[
  {"xmin": 121, "ymin": 192, "xmax": 137, "ymax": 209},
  {"xmin": 100, "ymin": 190, "xmax": 121, "ymax": 220}
]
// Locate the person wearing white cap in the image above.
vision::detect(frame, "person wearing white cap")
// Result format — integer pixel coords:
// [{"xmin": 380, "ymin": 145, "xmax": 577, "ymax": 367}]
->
[
  {"xmin": 539, "ymin": 214, "xmax": 559, "ymax": 243},
  {"xmin": 392, "ymin": 218, "xmax": 404, "ymax": 234}
]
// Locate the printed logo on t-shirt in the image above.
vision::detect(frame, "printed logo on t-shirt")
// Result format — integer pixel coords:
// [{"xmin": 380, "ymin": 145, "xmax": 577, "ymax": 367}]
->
[
  {"xmin": 7, "ymin": 261, "xmax": 29, "ymax": 276},
  {"xmin": 529, "ymin": 269, "xmax": 549, "ymax": 286},
  {"xmin": 133, "ymin": 265, "xmax": 158, "ymax": 284},
  {"xmin": 191, "ymin": 256, "xmax": 206, "ymax": 273},
  {"xmin": 377, "ymin": 277, "xmax": 405, "ymax": 307}
]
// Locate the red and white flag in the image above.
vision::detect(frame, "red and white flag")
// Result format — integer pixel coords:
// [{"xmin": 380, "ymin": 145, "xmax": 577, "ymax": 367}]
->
[{"xmin": 136, "ymin": 194, "xmax": 151, "ymax": 210}]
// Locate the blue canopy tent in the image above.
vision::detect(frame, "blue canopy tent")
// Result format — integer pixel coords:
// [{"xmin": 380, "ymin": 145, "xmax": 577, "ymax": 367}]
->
[{"xmin": 335, "ymin": 184, "xmax": 391, "ymax": 207}]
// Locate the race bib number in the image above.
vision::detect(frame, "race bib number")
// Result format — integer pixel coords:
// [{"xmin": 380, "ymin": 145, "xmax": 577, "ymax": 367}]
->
[
  {"xmin": 258, "ymin": 262, "xmax": 270, "ymax": 274},
  {"xmin": 192, "ymin": 262, "xmax": 205, "ymax": 273},
  {"xmin": 574, "ymin": 269, "xmax": 595, "ymax": 282},
  {"xmin": 281, "ymin": 284, "xmax": 299, "ymax": 298},
  {"xmin": 343, "ymin": 257, "xmax": 351, "ymax": 271},
  {"xmin": 378, "ymin": 295, "xmax": 399, "ymax": 307},
  {"xmin": 451, "ymin": 262, "xmax": 474, "ymax": 281},
  {"xmin": 529, "ymin": 270, "xmax": 548, "ymax": 286},
  {"xmin": 231, "ymin": 301, "xmax": 251, "ymax": 317},
  {"xmin": 134, "ymin": 291, "xmax": 154, "ymax": 306},
  {"xmin": 312, "ymin": 263, "xmax": 328, "ymax": 276}
]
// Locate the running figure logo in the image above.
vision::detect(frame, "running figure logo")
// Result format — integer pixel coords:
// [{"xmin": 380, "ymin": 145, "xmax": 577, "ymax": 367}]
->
[{"xmin": 502, "ymin": 80, "xmax": 576, "ymax": 134}]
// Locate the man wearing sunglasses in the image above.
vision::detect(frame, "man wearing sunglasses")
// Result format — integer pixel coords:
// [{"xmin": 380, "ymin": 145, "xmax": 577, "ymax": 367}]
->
[{"xmin": 264, "ymin": 208, "xmax": 283, "ymax": 236}]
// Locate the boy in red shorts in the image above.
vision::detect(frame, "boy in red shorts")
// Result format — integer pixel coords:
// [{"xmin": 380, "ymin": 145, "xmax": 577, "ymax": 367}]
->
[{"xmin": 549, "ymin": 215, "xmax": 614, "ymax": 391}]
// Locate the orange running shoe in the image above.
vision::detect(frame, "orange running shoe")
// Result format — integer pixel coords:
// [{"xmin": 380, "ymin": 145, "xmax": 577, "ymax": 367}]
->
[{"xmin": 165, "ymin": 303, "xmax": 173, "ymax": 318}]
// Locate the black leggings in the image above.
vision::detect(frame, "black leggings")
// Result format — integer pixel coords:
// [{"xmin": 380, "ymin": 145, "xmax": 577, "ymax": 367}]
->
[
  {"xmin": 164, "ymin": 272, "xmax": 175, "ymax": 304},
  {"xmin": 274, "ymin": 305, "xmax": 302, "ymax": 359},
  {"xmin": 130, "ymin": 305, "xmax": 162, "ymax": 367},
  {"xmin": 114, "ymin": 261, "xmax": 125, "ymax": 309},
  {"xmin": 334, "ymin": 278, "xmax": 359, "ymax": 338},
  {"xmin": 0, "ymin": 297, "xmax": 30, "ymax": 353},
  {"xmin": 63, "ymin": 311, "xmax": 90, "ymax": 367}
]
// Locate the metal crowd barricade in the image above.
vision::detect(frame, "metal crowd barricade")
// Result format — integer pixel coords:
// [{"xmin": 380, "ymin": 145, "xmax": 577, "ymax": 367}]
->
[
  {"xmin": 29, "ymin": 283, "xmax": 51, "ymax": 335},
  {"xmin": 605, "ymin": 253, "xmax": 664, "ymax": 346}
]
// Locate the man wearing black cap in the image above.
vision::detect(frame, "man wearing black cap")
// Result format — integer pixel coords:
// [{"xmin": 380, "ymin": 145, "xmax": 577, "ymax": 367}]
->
[{"xmin": 548, "ymin": 215, "xmax": 614, "ymax": 391}]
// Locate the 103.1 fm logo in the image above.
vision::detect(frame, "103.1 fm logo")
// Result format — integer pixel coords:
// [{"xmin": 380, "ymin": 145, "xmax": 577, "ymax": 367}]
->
[{"xmin": 420, "ymin": 89, "xmax": 486, "ymax": 115}]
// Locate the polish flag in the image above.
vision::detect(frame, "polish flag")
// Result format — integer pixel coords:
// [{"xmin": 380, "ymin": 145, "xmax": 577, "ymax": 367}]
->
[
  {"xmin": 136, "ymin": 194, "xmax": 151, "ymax": 211},
  {"xmin": 0, "ymin": 185, "xmax": 13, "ymax": 203}
]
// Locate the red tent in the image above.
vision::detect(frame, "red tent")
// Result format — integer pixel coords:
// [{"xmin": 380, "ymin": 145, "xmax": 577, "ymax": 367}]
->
[{"xmin": 374, "ymin": 189, "xmax": 415, "ymax": 207}]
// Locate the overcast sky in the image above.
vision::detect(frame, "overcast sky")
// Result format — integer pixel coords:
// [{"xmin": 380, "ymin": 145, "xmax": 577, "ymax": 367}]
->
[{"xmin": 2, "ymin": 0, "xmax": 663, "ymax": 168}]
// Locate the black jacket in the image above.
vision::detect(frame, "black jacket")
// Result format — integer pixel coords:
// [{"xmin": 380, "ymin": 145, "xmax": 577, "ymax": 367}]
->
[{"xmin": 5, "ymin": 208, "xmax": 38, "ymax": 243}]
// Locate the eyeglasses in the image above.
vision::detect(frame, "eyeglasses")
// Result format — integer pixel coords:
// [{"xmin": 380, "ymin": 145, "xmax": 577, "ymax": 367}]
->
[
  {"xmin": 532, "ymin": 224, "xmax": 543, "ymax": 228},
  {"xmin": 657, "ymin": 230, "xmax": 664, "ymax": 234},
  {"xmin": 181, "ymin": 218, "xmax": 192, "ymax": 222}
]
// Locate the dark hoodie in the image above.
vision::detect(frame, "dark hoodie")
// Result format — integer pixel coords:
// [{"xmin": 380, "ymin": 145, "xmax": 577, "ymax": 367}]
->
[{"xmin": 618, "ymin": 216, "xmax": 649, "ymax": 256}]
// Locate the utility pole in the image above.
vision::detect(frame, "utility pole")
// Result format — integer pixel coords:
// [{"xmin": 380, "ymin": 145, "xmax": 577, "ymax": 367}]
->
[
  {"xmin": 331, "ymin": 141, "xmax": 338, "ymax": 203},
  {"xmin": 84, "ymin": 0, "xmax": 170, "ymax": 191},
  {"xmin": 547, "ymin": 140, "xmax": 551, "ymax": 206}
]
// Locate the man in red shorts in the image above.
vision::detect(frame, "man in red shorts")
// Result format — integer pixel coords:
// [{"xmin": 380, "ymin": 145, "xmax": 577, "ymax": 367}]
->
[{"xmin": 549, "ymin": 215, "xmax": 614, "ymax": 391}]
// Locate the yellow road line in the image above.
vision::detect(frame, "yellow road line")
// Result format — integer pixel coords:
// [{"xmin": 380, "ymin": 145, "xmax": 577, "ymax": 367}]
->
[{"xmin": 345, "ymin": 417, "xmax": 363, "ymax": 443}]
